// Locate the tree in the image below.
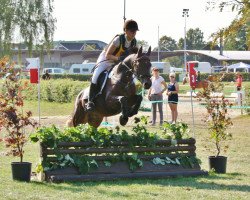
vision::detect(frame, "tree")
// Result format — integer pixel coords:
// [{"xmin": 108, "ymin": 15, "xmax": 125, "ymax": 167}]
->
[
  {"xmin": 224, "ymin": 23, "xmax": 248, "ymax": 50},
  {"xmin": 0, "ymin": 0, "xmax": 56, "ymax": 56},
  {"xmin": 156, "ymin": 36, "xmax": 178, "ymax": 51},
  {"xmin": 137, "ymin": 40, "xmax": 149, "ymax": 51},
  {"xmin": 207, "ymin": 0, "xmax": 250, "ymax": 50},
  {"xmin": 178, "ymin": 28, "xmax": 206, "ymax": 50},
  {"xmin": 163, "ymin": 56, "xmax": 183, "ymax": 68}
]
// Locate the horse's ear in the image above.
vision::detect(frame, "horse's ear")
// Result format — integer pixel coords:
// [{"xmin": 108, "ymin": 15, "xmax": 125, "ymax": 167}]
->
[
  {"xmin": 137, "ymin": 46, "xmax": 143, "ymax": 57},
  {"xmin": 146, "ymin": 46, "xmax": 151, "ymax": 56}
]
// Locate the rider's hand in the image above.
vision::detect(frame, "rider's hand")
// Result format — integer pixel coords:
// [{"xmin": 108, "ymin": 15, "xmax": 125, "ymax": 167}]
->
[{"xmin": 118, "ymin": 55, "xmax": 126, "ymax": 62}]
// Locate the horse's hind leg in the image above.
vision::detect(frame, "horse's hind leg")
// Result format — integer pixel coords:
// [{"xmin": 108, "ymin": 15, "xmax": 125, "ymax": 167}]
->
[
  {"xmin": 88, "ymin": 114, "xmax": 103, "ymax": 128},
  {"xmin": 70, "ymin": 91, "xmax": 88, "ymax": 127},
  {"xmin": 72, "ymin": 99, "xmax": 87, "ymax": 126}
]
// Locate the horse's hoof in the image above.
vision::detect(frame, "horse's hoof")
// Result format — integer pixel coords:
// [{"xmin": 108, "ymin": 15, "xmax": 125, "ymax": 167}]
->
[{"xmin": 119, "ymin": 116, "xmax": 128, "ymax": 126}]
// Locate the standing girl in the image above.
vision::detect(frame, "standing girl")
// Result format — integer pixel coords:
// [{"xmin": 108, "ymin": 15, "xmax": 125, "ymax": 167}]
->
[
  {"xmin": 167, "ymin": 72, "xmax": 179, "ymax": 124},
  {"xmin": 148, "ymin": 67, "xmax": 167, "ymax": 125}
]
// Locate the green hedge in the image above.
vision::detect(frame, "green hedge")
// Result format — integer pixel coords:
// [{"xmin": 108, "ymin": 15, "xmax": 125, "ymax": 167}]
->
[
  {"xmin": 50, "ymin": 74, "xmax": 92, "ymax": 81},
  {"xmin": 245, "ymin": 85, "xmax": 250, "ymax": 114},
  {"xmin": 24, "ymin": 79, "xmax": 89, "ymax": 103},
  {"xmin": 50, "ymin": 72, "xmax": 250, "ymax": 82}
]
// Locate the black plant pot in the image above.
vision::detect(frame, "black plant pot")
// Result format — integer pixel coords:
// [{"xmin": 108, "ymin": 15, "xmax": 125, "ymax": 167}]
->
[
  {"xmin": 208, "ymin": 156, "xmax": 227, "ymax": 174},
  {"xmin": 11, "ymin": 162, "xmax": 32, "ymax": 182}
]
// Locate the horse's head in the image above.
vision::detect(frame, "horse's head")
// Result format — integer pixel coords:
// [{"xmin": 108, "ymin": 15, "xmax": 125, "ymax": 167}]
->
[{"xmin": 125, "ymin": 46, "xmax": 152, "ymax": 89}]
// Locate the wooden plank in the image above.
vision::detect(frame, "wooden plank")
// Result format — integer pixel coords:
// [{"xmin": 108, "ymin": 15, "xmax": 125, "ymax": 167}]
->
[
  {"xmin": 45, "ymin": 161, "xmax": 201, "ymax": 177},
  {"xmin": 43, "ymin": 145, "xmax": 196, "ymax": 156},
  {"xmin": 55, "ymin": 138, "xmax": 196, "ymax": 148},
  {"xmin": 48, "ymin": 170, "xmax": 208, "ymax": 182},
  {"xmin": 44, "ymin": 152, "xmax": 196, "ymax": 162}
]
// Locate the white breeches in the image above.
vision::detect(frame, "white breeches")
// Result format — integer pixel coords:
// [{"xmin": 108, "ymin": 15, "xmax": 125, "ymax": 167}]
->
[{"xmin": 91, "ymin": 51, "xmax": 114, "ymax": 84}]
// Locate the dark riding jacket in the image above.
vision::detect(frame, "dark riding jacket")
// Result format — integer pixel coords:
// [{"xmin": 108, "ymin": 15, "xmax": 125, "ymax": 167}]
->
[{"xmin": 112, "ymin": 34, "xmax": 137, "ymax": 57}]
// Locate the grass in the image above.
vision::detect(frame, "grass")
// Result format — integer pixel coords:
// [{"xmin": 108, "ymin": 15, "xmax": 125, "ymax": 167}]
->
[
  {"xmin": 21, "ymin": 81, "xmax": 250, "ymax": 117},
  {"xmin": 0, "ymin": 115, "xmax": 249, "ymax": 200},
  {"xmin": 22, "ymin": 100, "xmax": 74, "ymax": 116}
]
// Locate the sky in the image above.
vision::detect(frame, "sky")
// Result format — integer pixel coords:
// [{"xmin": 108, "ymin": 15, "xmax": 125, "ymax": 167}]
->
[{"xmin": 53, "ymin": 0, "xmax": 238, "ymax": 48}]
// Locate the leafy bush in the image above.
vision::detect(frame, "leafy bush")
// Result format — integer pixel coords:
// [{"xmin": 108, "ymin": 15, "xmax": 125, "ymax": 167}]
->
[
  {"xmin": 24, "ymin": 79, "xmax": 89, "ymax": 103},
  {"xmin": 30, "ymin": 117, "xmax": 197, "ymax": 173},
  {"xmin": 49, "ymin": 74, "xmax": 92, "ymax": 81},
  {"xmin": 0, "ymin": 57, "xmax": 37, "ymax": 162},
  {"xmin": 245, "ymin": 85, "xmax": 250, "ymax": 114},
  {"xmin": 196, "ymin": 74, "xmax": 233, "ymax": 156}
]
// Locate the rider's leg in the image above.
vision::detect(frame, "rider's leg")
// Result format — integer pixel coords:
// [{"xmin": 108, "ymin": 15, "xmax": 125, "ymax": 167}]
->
[{"xmin": 86, "ymin": 62, "xmax": 110, "ymax": 111}]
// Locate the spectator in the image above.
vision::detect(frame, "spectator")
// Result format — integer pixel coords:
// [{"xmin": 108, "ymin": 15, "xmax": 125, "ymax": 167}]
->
[
  {"xmin": 42, "ymin": 70, "xmax": 51, "ymax": 80},
  {"xmin": 236, "ymin": 72, "xmax": 243, "ymax": 91},
  {"xmin": 167, "ymin": 72, "xmax": 179, "ymax": 124},
  {"xmin": 147, "ymin": 67, "xmax": 167, "ymax": 126}
]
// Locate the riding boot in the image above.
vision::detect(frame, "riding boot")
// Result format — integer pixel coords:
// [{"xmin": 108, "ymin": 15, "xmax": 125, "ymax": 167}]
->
[{"xmin": 86, "ymin": 83, "xmax": 98, "ymax": 111}]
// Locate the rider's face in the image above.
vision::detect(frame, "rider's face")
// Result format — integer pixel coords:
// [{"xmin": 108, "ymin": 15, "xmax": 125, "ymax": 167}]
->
[{"xmin": 125, "ymin": 29, "xmax": 137, "ymax": 41}]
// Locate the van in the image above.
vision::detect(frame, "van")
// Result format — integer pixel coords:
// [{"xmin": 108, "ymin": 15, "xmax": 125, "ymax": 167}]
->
[
  {"xmin": 69, "ymin": 63, "xmax": 96, "ymax": 75},
  {"xmin": 151, "ymin": 62, "xmax": 170, "ymax": 73},
  {"xmin": 212, "ymin": 66, "xmax": 225, "ymax": 73},
  {"xmin": 187, "ymin": 61, "xmax": 212, "ymax": 73},
  {"xmin": 42, "ymin": 68, "xmax": 65, "ymax": 74}
]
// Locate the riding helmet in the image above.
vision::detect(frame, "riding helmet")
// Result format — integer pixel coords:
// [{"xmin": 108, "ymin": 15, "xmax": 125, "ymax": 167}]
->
[{"xmin": 123, "ymin": 20, "xmax": 139, "ymax": 31}]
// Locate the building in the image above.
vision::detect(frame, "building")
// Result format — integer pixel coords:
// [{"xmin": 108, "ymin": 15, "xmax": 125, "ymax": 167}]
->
[{"xmin": 12, "ymin": 40, "xmax": 107, "ymax": 70}]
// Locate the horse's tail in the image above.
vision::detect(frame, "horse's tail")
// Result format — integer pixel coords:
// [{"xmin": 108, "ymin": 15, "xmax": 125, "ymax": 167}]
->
[{"xmin": 67, "ymin": 90, "xmax": 87, "ymax": 127}]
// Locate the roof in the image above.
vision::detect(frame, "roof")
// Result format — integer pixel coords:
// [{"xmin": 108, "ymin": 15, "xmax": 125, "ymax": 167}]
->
[
  {"xmin": 227, "ymin": 62, "xmax": 250, "ymax": 69},
  {"xmin": 178, "ymin": 50, "xmax": 250, "ymax": 61},
  {"xmin": 55, "ymin": 40, "xmax": 107, "ymax": 50}
]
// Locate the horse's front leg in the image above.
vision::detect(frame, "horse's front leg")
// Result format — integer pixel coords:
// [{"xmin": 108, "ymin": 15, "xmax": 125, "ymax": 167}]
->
[
  {"xmin": 106, "ymin": 95, "xmax": 130, "ymax": 126},
  {"xmin": 128, "ymin": 95, "xmax": 143, "ymax": 117}
]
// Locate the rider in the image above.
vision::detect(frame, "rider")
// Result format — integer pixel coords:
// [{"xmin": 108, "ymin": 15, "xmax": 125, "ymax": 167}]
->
[{"xmin": 86, "ymin": 19, "xmax": 139, "ymax": 111}]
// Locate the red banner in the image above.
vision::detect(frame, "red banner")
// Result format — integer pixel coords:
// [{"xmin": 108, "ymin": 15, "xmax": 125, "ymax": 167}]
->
[
  {"xmin": 187, "ymin": 62, "xmax": 197, "ymax": 90},
  {"xmin": 30, "ymin": 68, "xmax": 39, "ymax": 84}
]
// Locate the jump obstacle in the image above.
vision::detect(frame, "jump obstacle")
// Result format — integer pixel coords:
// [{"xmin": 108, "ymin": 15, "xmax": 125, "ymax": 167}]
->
[{"xmin": 40, "ymin": 138, "xmax": 207, "ymax": 182}]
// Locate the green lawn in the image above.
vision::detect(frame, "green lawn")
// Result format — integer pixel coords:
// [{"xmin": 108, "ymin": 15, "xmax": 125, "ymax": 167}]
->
[
  {"xmin": 22, "ymin": 81, "xmax": 250, "ymax": 117},
  {"xmin": 0, "ymin": 115, "xmax": 249, "ymax": 200},
  {"xmin": 23, "ymin": 100, "xmax": 74, "ymax": 116}
]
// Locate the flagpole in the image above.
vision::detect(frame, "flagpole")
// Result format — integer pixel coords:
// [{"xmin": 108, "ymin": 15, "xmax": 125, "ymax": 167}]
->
[{"xmin": 37, "ymin": 58, "xmax": 41, "ymax": 126}]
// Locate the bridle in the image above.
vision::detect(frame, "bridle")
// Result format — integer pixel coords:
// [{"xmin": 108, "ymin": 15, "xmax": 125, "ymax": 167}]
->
[{"xmin": 122, "ymin": 55, "xmax": 151, "ymax": 81}]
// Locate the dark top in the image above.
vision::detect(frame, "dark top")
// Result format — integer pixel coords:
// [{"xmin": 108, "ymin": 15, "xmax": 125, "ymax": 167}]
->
[{"xmin": 167, "ymin": 82, "xmax": 178, "ymax": 104}]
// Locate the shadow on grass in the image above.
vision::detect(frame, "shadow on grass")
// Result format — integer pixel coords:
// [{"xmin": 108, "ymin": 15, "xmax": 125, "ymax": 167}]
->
[{"xmin": 30, "ymin": 173, "xmax": 250, "ymax": 193}]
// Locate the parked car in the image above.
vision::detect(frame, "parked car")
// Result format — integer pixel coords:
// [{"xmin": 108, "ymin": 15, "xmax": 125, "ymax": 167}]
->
[
  {"xmin": 151, "ymin": 62, "xmax": 171, "ymax": 73},
  {"xmin": 42, "ymin": 68, "xmax": 65, "ymax": 75},
  {"xmin": 69, "ymin": 63, "xmax": 96, "ymax": 75}
]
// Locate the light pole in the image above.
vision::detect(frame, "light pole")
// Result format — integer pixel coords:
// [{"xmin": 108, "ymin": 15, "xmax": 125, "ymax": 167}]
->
[
  {"xmin": 123, "ymin": 0, "xmax": 126, "ymax": 23},
  {"xmin": 158, "ymin": 25, "xmax": 160, "ymax": 62},
  {"xmin": 182, "ymin": 9, "xmax": 189, "ymax": 71}
]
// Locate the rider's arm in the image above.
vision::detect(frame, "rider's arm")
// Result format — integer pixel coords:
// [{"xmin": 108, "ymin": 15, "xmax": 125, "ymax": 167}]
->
[{"xmin": 105, "ymin": 44, "xmax": 119, "ymax": 62}]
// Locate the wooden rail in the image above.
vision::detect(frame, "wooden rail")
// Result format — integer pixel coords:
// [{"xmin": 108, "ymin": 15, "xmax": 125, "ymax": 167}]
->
[{"xmin": 40, "ymin": 138, "xmax": 207, "ymax": 182}]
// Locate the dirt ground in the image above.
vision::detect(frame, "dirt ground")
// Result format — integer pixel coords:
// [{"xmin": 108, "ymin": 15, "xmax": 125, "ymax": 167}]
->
[{"xmin": 35, "ymin": 96, "xmax": 242, "ymax": 128}]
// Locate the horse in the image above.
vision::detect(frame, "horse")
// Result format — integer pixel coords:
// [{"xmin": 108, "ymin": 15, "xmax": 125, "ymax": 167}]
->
[
  {"xmin": 67, "ymin": 46, "xmax": 152, "ymax": 128},
  {"xmin": 182, "ymin": 73, "xmax": 226, "ymax": 90}
]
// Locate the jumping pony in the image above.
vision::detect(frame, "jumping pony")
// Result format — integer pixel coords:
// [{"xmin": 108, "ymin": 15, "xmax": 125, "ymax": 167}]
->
[{"xmin": 67, "ymin": 46, "xmax": 152, "ymax": 127}]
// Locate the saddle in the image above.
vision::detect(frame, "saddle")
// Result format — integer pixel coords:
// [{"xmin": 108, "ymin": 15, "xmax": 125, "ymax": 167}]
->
[
  {"xmin": 96, "ymin": 65, "xmax": 116, "ymax": 95},
  {"xmin": 82, "ymin": 65, "xmax": 116, "ymax": 102}
]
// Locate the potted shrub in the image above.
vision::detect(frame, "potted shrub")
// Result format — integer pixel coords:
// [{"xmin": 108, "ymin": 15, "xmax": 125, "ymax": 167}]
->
[
  {"xmin": 0, "ymin": 57, "xmax": 37, "ymax": 181},
  {"xmin": 197, "ymin": 74, "xmax": 233, "ymax": 173}
]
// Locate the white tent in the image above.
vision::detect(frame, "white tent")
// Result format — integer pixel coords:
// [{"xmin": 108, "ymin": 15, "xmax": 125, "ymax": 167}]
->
[
  {"xmin": 226, "ymin": 62, "xmax": 250, "ymax": 72},
  {"xmin": 170, "ymin": 67, "xmax": 183, "ymax": 73}
]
